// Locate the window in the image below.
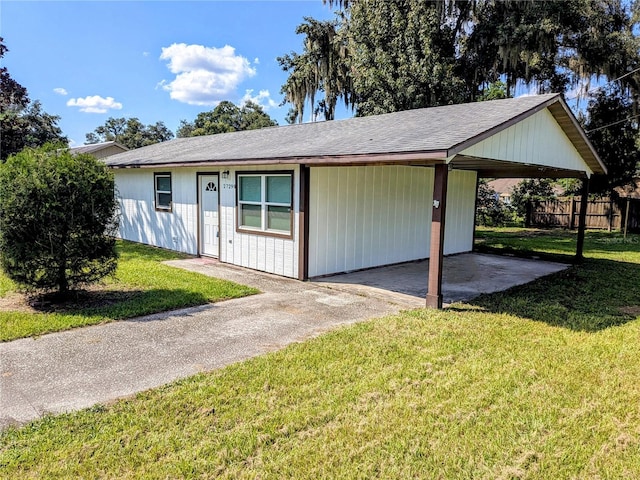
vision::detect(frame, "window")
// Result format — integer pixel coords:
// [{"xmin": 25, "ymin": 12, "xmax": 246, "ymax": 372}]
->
[
  {"xmin": 154, "ymin": 173, "xmax": 172, "ymax": 211},
  {"xmin": 237, "ymin": 172, "xmax": 293, "ymax": 236}
]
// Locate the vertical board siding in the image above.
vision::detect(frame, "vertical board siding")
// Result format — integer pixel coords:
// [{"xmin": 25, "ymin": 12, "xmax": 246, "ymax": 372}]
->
[
  {"xmin": 114, "ymin": 165, "xmax": 299, "ymax": 278},
  {"xmin": 308, "ymin": 166, "xmax": 435, "ymax": 277},
  {"xmin": 461, "ymin": 108, "xmax": 590, "ymax": 174},
  {"xmin": 444, "ymin": 170, "xmax": 477, "ymax": 255},
  {"xmin": 308, "ymin": 166, "xmax": 477, "ymax": 277}
]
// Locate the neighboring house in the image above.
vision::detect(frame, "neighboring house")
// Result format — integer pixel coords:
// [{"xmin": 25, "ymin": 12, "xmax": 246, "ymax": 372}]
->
[
  {"xmin": 104, "ymin": 94, "xmax": 605, "ymax": 308},
  {"xmin": 487, "ymin": 178, "xmax": 521, "ymax": 204},
  {"xmin": 614, "ymin": 177, "xmax": 640, "ymax": 200},
  {"xmin": 70, "ymin": 141, "xmax": 128, "ymax": 159},
  {"xmin": 487, "ymin": 178, "xmax": 565, "ymax": 205}
]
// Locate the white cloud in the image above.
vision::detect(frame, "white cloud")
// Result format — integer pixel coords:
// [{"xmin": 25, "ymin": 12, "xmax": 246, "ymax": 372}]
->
[
  {"xmin": 241, "ymin": 89, "xmax": 278, "ymax": 109},
  {"xmin": 143, "ymin": 51, "xmax": 150, "ymax": 57},
  {"xmin": 159, "ymin": 43, "xmax": 256, "ymax": 106},
  {"xmin": 254, "ymin": 57, "xmax": 260, "ymax": 65},
  {"xmin": 53, "ymin": 87, "xmax": 68, "ymax": 96},
  {"xmin": 66, "ymin": 95, "xmax": 123, "ymax": 113}
]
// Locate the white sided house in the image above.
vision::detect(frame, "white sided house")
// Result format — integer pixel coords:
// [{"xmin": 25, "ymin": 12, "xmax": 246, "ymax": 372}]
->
[{"xmin": 105, "ymin": 94, "xmax": 605, "ymax": 308}]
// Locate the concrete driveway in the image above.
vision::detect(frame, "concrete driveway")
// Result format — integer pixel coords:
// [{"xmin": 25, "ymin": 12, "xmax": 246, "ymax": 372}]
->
[
  {"xmin": 0, "ymin": 253, "xmax": 567, "ymax": 429},
  {"xmin": 0, "ymin": 261, "xmax": 410, "ymax": 429}
]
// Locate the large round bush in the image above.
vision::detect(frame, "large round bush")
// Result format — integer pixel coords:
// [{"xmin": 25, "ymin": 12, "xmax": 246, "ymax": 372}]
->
[{"xmin": 0, "ymin": 144, "xmax": 119, "ymax": 294}]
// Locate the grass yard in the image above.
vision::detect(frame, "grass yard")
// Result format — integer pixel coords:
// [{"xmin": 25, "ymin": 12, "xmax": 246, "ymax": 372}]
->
[
  {"xmin": 1, "ymin": 229, "xmax": 640, "ymax": 478},
  {"xmin": 0, "ymin": 241, "xmax": 258, "ymax": 341}
]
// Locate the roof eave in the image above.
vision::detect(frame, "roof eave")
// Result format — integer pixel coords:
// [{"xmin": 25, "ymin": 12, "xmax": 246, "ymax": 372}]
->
[
  {"xmin": 546, "ymin": 98, "xmax": 607, "ymax": 175},
  {"xmin": 446, "ymin": 95, "xmax": 607, "ymax": 177},
  {"xmin": 106, "ymin": 150, "xmax": 449, "ymax": 169}
]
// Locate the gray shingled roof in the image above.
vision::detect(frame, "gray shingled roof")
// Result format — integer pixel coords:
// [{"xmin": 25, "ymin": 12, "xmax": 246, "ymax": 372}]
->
[
  {"xmin": 70, "ymin": 141, "xmax": 128, "ymax": 155},
  {"xmin": 104, "ymin": 94, "xmax": 604, "ymax": 175}
]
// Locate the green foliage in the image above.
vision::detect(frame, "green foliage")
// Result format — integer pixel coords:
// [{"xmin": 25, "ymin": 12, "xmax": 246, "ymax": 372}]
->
[
  {"xmin": 177, "ymin": 100, "xmax": 277, "ymax": 137},
  {"xmin": 511, "ymin": 178, "xmax": 556, "ymax": 218},
  {"xmin": 2, "ymin": 230, "xmax": 640, "ymax": 478},
  {"xmin": 85, "ymin": 117, "xmax": 174, "ymax": 149},
  {"xmin": 0, "ymin": 145, "xmax": 118, "ymax": 294},
  {"xmin": 348, "ymin": 0, "xmax": 467, "ymax": 116},
  {"xmin": 0, "ymin": 38, "xmax": 67, "ymax": 161},
  {"xmin": 475, "ymin": 179, "xmax": 512, "ymax": 226},
  {"xmin": 278, "ymin": 17, "xmax": 353, "ymax": 122},
  {"xmin": 477, "ymin": 81, "xmax": 508, "ymax": 102},
  {"xmin": 285, "ymin": 1, "xmax": 640, "ymax": 116},
  {"xmin": 0, "ymin": 241, "xmax": 258, "ymax": 341},
  {"xmin": 581, "ymin": 87, "xmax": 640, "ymax": 195}
]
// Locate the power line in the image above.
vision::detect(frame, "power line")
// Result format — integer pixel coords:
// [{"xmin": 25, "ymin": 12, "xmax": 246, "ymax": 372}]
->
[
  {"xmin": 585, "ymin": 113, "xmax": 640, "ymax": 133},
  {"xmin": 565, "ymin": 66, "xmax": 640, "ymax": 101}
]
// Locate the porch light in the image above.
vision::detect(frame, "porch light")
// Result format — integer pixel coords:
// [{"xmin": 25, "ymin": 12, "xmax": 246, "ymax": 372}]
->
[{"xmin": 222, "ymin": 170, "xmax": 230, "ymax": 179}]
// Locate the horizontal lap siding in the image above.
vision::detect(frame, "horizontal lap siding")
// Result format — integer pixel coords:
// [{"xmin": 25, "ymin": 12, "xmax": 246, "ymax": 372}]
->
[
  {"xmin": 308, "ymin": 166, "xmax": 434, "ymax": 277},
  {"xmin": 220, "ymin": 165, "xmax": 299, "ymax": 278},
  {"xmin": 115, "ymin": 167, "xmax": 299, "ymax": 278},
  {"xmin": 115, "ymin": 169, "xmax": 198, "ymax": 254}
]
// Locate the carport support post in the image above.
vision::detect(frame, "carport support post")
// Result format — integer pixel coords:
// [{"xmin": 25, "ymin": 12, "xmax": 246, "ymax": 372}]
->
[
  {"xmin": 576, "ymin": 177, "xmax": 590, "ymax": 261},
  {"xmin": 426, "ymin": 163, "xmax": 449, "ymax": 309}
]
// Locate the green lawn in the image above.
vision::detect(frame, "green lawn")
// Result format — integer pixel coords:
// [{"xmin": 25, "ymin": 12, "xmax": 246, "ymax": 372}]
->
[
  {"xmin": 0, "ymin": 241, "xmax": 258, "ymax": 341},
  {"xmin": 1, "ymin": 229, "xmax": 640, "ymax": 478}
]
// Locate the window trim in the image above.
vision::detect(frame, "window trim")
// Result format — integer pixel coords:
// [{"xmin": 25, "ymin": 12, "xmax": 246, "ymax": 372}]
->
[
  {"xmin": 236, "ymin": 170, "xmax": 294, "ymax": 239},
  {"xmin": 154, "ymin": 172, "xmax": 172, "ymax": 212}
]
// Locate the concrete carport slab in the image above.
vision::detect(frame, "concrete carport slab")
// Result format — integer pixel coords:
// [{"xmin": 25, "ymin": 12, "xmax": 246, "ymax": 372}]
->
[
  {"xmin": 314, "ymin": 253, "xmax": 569, "ymax": 307},
  {"xmin": 0, "ymin": 253, "xmax": 566, "ymax": 429}
]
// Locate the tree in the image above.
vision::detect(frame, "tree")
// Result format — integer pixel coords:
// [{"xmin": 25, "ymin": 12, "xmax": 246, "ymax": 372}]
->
[
  {"xmin": 1, "ymin": 38, "xmax": 67, "ymax": 161},
  {"xmin": 476, "ymin": 179, "xmax": 510, "ymax": 226},
  {"xmin": 511, "ymin": 178, "xmax": 556, "ymax": 218},
  {"xmin": 86, "ymin": 117, "xmax": 174, "ymax": 149},
  {"xmin": 477, "ymin": 81, "xmax": 508, "ymax": 102},
  {"xmin": 581, "ymin": 87, "xmax": 640, "ymax": 195},
  {"xmin": 278, "ymin": 17, "xmax": 353, "ymax": 122},
  {"xmin": 282, "ymin": 1, "xmax": 640, "ymax": 116},
  {"xmin": 177, "ymin": 100, "xmax": 277, "ymax": 137},
  {"xmin": 463, "ymin": 0, "xmax": 639, "ymax": 97},
  {"xmin": 347, "ymin": 0, "xmax": 467, "ymax": 116},
  {"xmin": 0, "ymin": 144, "xmax": 119, "ymax": 295}
]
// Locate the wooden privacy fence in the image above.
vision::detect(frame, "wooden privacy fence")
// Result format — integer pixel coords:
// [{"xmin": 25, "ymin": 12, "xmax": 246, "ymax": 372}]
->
[{"xmin": 526, "ymin": 197, "xmax": 640, "ymax": 232}]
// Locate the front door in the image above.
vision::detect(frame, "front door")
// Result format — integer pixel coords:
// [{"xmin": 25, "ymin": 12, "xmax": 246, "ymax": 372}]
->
[{"xmin": 199, "ymin": 174, "xmax": 219, "ymax": 257}]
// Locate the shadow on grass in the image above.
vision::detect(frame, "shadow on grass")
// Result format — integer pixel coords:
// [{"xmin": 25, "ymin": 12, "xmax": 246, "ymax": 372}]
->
[
  {"xmin": 29, "ymin": 288, "xmax": 213, "ymax": 321},
  {"xmin": 463, "ymin": 257, "xmax": 640, "ymax": 332},
  {"xmin": 116, "ymin": 241, "xmax": 192, "ymax": 263}
]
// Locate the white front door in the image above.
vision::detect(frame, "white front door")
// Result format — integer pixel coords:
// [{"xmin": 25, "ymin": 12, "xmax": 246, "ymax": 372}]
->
[{"xmin": 199, "ymin": 175, "xmax": 219, "ymax": 257}]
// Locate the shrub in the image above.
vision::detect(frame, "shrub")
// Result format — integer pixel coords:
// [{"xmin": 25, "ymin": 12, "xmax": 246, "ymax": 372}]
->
[
  {"xmin": 0, "ymin": 144, "xmax": 118, "ymax": 295},
  {"xmin": 476, "ymin": 179, "xmax": 512, "ymax": 227}
]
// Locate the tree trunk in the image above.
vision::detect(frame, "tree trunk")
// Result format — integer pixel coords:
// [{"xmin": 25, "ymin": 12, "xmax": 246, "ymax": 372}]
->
[{"xmin": 57, "ymin": 229, "xmax": 68, "ymax": 295}]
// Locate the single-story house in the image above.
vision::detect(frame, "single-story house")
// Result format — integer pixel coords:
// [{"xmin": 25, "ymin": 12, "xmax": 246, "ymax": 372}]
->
[
  {"xmin": 105, "ymin": 94, "xmax": 605, "ymax": 308},
  {"xmin": 70, "ymin": 141, "xmax": 128, "ymax": 159}
]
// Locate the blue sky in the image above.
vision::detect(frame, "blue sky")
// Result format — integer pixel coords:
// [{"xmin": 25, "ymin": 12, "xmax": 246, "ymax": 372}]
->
[{"xmin": 1, "ymin": 1, "xmax": 338, "ymax": 146}]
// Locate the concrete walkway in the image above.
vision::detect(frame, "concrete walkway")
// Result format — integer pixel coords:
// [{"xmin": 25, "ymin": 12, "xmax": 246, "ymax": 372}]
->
[
  {"xmin": 0, "ymin": 254, "xmax": 567, "ymax": 429},
  {"xmin": 0, "ymin": 261, "xmax": 410, "ymax": 429}
]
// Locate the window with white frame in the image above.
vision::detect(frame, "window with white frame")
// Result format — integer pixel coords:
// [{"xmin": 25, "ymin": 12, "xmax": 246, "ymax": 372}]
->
[
  {"xmin": 237, "ymin": 172, "xmax": 292, "ymax": 235},
  {"xmin": 154, "ymin": 173, "xmax": 172, "ymax": 211}
]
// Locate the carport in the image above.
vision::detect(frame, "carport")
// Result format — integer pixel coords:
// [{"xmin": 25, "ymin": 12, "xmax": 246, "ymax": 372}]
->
[
  {"xmin": 106, "ymin": 94, "xmax": 605, "ymax": 309},
  {"xmin": 415, "ymin": 95, "xmax": 606, "ymax": 307},
  {"xmin": 315, "ymin": 253, "xmax": 569, "ymax": 308},
  {"xmin": 299, "ymin": 94, "xmax": 605, "ymax": 308}
]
